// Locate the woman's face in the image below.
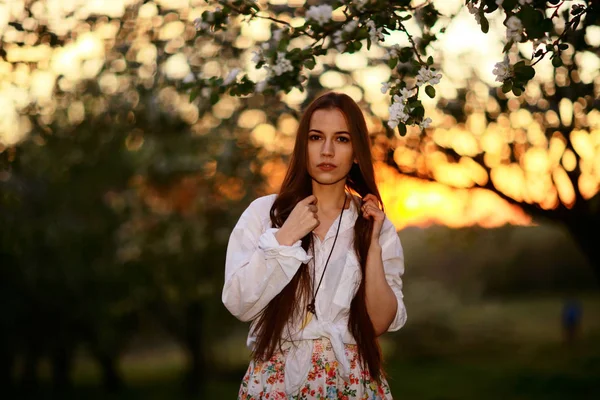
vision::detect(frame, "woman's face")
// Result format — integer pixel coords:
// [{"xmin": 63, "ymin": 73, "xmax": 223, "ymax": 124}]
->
[{"xmin": 307, "ymin": 108, "xmax": 355, "ymax": 186}]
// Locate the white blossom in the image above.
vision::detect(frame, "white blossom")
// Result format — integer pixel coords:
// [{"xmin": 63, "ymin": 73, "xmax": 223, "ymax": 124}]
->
[
  {"xmin": 255, "ymin": 79, "xmax": 267, "ymax": 93},
  {"xmin": 388, "ymin": 93, "xmax": 412, "ymax": 130},
  {"xmin": 388, "ymin": 98, "xmax": 410, "ymax": 130},
  {"xmin": 382, "ymin": 44, "xmax": 401, "ymax": 61},
  {"xmin": 251, "ymin": 50, "xmax": 263, "ymax": 64},
  {"xmin": 506, "ymin": 15, "xmax": 523, "ymax": 42},
  {"xmin": 398, "ymin": 87, "xmax": 413, "ymax": 100},
  {"xmin": 223, "ymin": 68, "xmax": 241, "ymax": 85},
  {"xmin": 354, "ymin": 0, "xmax": 369, "ymax": 11},
  {"xmin": 506, "ymin": 15, "xmax": 522, "ymax": 30},
  {"xmin": 381, "ymin": 81, "xmax": 391, "ymax": 94},
  {"xmin": 193, "ymin": 17, "xmax": 211, "ymax": 31},
  {"xmin": 333, "ymin": 30, "xmax": 345, "ymax": 52},
  {"xmin": 270, "ymin": 52, "xmax": 294, "ymax": 76},
  {"xmin": 366, "ymin": 19, "xmax": 384, "ymax": 43},
  {"xmin": 492, "ymin": 58, "xmax": 512, "ymax": 82},
  {"xmin": 305, "ymin": 4, "xmax": 333, "ymax": 25},
  {"xmin": 419, "ymin": 117, "xmax": 432, "ymax": 129},
  {"xmin": 183, "ymin": 72, "xmax": 195, "ymax": 84},
  {"xmin": 201, "ymin": 87, "xmax": 212, "ymax": 98},
  {"xmin": 496, "ymin": 0, "xmax": 504, "ymax": 6},
  {"xmin": 273, "ymin": 28, "xmax": 284, "ymax": 42},
  {"xmin": 344, "ymin": 19, "xmax": 358, "ymax": 33},
  {"xmin": 467, "ymin": 2, "xmax": 481, "ymax": 25},
  {"xmin": 415, "ymin": 67, "xmax": 442, "ymax": 87}
]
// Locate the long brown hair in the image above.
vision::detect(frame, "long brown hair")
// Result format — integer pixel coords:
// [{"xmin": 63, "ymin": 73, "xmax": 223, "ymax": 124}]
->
[{"xmin": 251, "ymin": 92, "xmax": 385, "ymax": 382}]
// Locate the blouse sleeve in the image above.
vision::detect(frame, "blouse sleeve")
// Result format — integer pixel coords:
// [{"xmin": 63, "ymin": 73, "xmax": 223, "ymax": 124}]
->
[
  {"xmin": 222, "ymin": 196, "xmax": 312, "ymax": 322},
  {"xmin": 378, "ymin": 217, "xmax": 408, "ymax": 332}
]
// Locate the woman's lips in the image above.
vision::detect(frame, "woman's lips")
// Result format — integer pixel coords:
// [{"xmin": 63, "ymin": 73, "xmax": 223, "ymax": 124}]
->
[{"xmin": 317, "ymin": 163, "xmax": 336, "ymax": 171}]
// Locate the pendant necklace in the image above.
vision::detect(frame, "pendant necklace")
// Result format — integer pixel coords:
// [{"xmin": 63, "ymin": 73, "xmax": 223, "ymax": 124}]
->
[{"xmin": 300, "ymin": 194, "xmax": 347, "ymax": 329}]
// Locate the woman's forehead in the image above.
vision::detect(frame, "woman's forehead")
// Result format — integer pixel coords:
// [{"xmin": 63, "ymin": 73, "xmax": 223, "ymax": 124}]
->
[{"xmin": 309, "ymin": 108, "xmax": 349, "ymax": 131}]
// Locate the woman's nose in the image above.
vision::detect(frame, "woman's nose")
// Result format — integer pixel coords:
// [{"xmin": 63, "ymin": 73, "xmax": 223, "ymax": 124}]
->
[{"xmin": 321, "ymin": 139, "xmax": 334, "ymax": 156}]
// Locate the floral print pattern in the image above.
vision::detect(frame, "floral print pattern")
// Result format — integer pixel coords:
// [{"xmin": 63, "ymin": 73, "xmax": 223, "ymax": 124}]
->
[{"xmin": 238, "ymin": 338, "xmax": 393, "ymax": 399}]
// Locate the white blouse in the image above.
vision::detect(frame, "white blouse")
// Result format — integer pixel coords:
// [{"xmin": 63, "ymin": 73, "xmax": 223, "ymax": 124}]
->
[{"xmin": 223, "ymin": 193, "xmax": 407, "ymax": 396}]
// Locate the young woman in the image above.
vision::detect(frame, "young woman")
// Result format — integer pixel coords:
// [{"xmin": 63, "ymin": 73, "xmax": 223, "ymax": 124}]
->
[{"xmin": 223, "ymin": 92, "xmax": 407, "ymax": 399}]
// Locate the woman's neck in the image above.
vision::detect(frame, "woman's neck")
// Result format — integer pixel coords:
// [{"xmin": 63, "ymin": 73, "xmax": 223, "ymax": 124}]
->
[{"xmin": 311, "ymin": 179, "xmax": 348, "ymax": 214}]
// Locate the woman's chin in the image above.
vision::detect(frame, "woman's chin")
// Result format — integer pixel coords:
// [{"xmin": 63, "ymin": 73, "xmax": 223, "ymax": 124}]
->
[{"xmin": 310, "ymin": 173, "xmax": 347, "ymax": 186}]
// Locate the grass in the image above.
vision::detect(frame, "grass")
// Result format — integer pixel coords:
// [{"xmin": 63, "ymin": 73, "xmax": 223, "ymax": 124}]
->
[{"xmin": 8, "ymin": 294, "xmax": 600, "ymax": 399}]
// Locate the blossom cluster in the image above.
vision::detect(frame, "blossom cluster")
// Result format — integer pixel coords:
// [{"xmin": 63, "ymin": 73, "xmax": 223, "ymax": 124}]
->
[
  {"xmin": 366, "ymin": 19, "xmax": 384, "ymax": 43},
  {"xmin": 505, "ymin": 15, "xmax": 523, "ymax": 42},
  {"xmin": 387, "ymin": 93, "xmax": 411, "ymax": 130},
  {"xmin": 333, "ymin": 19, "xmax": 358, "ymax": 52},
  {"xmin": 388, "ymin": 86, "xmax": 432, "ymax": 130},
  {"xmin": 492, "ymin": 57, "xmax": 511, "ymax": 82},
  {"xmin": 467, "ymin": 1, "xmax": 482, "ymax": 25},
  {"xmin": 415, "ymin": 66, "xmax": 441, "ymax": 87},
  {"xmin": 382, "ymin": 44, "xmax": 401, "ymax": 61},
  {"xmin": 268, "ymin": 52, "xmax": 294, "ymax": 76},
  {"xmin": 305, "ymin": 4, "xmax": 333, "ymax": 25}
]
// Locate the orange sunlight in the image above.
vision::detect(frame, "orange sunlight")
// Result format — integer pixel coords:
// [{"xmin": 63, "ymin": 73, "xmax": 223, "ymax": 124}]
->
[{"xmin": 374, "ymin": 162, "xmax": 531, "ymax": 230}]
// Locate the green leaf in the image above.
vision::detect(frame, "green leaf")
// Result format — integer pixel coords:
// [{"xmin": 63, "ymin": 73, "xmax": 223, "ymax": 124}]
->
[
  {"xmin": 427, "ymin": 56, "xmax": 434, "ymax": 66},
  {"xmin": 513, "ymin": 60, "xmax": 526, "ymax": 70},
  {"xmin": 558, "ymin": 43, "xmax": 569, "ymax": 50},
  {"xmin": 210, "ymin": 92, "xmax": 220, "ymax": 105},
  {"xmin": 502, "ymin": 80, "xmax": 513, "ymax": 93},
  {"xmin": 512, "ymin": 86, "xmax": 522, "ymax": 96},
  {"xmin": 502, "ymin": 0, "xmax": 518, "ymax": 10},
  {"xmin": 425, "ymin": 85, "xmax": 436, "ymax": 98},
  {"xmin": 356, "ymin": 27, "xmax": 369, "ymax": 40},
  {"xmin": 408, "ymin": 100, "xmax": 422, "ymax": 109},
  {"xmin": 304, "ymin": 58, "xmax": 316, "ymax": 70},
  {"xmin": 503, "ymin": 40, "xmax": 514, "ymax": 53},
  {"xmin": 398, "ymin": 122, "xmax": 407, "ymax": 136},
  {"xmin": 413, "ymin": 106, "xmax": 425, "ymax": 118},
  {"xmin": 486, "ymin": 3, "xmax": 499, "ymax": 13},
  {"xmin": 399, "ymin": 47, "xmax": 413, "ymax": 63},
  {"xmin": 189, "ymin": 88, "xmax": 199, "ymax": 102},
  {"xmin": 480, "ymin": 15, "xmax": 489, "ymax": 34},
  {"xmin": 277, "ymin": 38, "xmax": 289, "ymax": 52},
  {"xmin": 388, "ymin": 58, "xmax": 398, "ymax": 69},
  {"xmin": 515, "ymin": 65, "xmax": 535, "ymax": 80},
  {"xmin": 552, "ymin": 56, "xmax": 563, "ymax": 68}
]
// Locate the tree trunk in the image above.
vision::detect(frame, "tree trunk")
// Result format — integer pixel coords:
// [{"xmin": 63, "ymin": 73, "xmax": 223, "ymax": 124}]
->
[
  {"xmin": 51, "ymin": 342, "xmax": 73, "ymax": 393},
  {"xmin": 0, "ymin": 347, "xmax": 15, "ymax": 390},
  {"xmin": 183, "ymin": 302, "xmax": 206, "ymax": 396},
  {"xmin": 20, "ymin": 346, "xmax": 41, "ymax": 391},
  {"xmin": 98, "ymin": 353, "xmax": 124, "ymax": 393},
  {"xmin": 565, "ymin": 216, "xmax": 600, "ymax": 284}
]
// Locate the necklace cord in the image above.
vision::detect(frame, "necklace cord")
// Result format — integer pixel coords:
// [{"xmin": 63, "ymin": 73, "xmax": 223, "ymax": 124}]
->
[{"xmin": 307, "ymin": 194, "xmax": 347, "ymax": 316}]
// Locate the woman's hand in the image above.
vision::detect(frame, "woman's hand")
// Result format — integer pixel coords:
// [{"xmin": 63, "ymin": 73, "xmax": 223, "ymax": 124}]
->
[
  {"xmin": 275, "ymin": 195, "xmax": 319, "ymax": 246},
  {"xmin": 361, "ymin": 194, "xmax": 385, "ymax": 244}
]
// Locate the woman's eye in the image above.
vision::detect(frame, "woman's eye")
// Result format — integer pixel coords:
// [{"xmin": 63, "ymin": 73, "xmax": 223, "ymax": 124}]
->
[
  {"xmin": 309, "ymin": 135, "xmax": 321, "ymax": 140},
  {"xmin": 337, "ymin": 136, "xmax": 350, "ymax": 143}
]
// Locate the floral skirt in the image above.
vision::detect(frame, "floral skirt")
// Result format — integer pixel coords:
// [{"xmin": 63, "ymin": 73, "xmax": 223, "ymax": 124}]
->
[{"xmin": 238, "ymin": 338, "xmax": 393, "ymax": 399}]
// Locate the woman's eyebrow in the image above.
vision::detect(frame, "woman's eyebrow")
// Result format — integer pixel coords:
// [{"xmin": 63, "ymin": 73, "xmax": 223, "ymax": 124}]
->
[{"xmin": 308, "ymin": 129, "xmax": 351, "ymax": 135}]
